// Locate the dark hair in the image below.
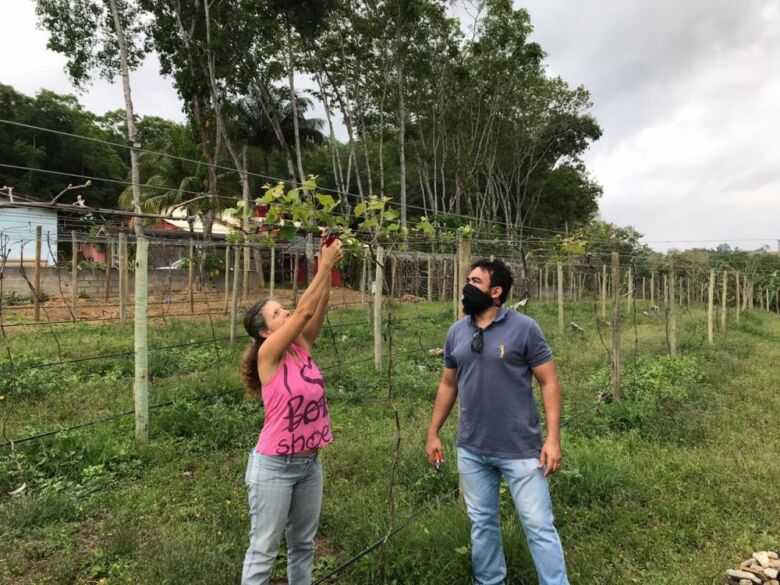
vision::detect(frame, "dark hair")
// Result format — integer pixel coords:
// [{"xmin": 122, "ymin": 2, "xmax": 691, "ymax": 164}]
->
[
  {"xmin": 470, "ymin": 258, "xmax": 513, "ymax": 304},
  {"xmin": 241, "ymin": 298, "xmax": 271, "ymax": 398}
]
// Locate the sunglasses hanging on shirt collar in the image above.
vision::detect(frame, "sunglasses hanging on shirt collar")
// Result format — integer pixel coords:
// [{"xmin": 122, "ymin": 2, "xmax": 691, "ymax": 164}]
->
[{"xmin": 471, "ymin": 327, "xmax": 484, "ymax": 353}]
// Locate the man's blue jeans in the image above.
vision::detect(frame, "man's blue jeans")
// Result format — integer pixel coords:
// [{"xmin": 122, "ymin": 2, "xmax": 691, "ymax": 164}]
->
[
  {"xmin": 241, "ymin": 449, "xmax": 323, "ymax": 585},
  {"xmin": 457, "ymin": 448, "xmax": 569, "ymax": 585}
]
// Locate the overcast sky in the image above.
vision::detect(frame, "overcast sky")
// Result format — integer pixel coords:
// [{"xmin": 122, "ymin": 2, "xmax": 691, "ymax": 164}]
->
[{"xmin": 1, "ymin": 1, "xmax": 778, "ymax": 252}]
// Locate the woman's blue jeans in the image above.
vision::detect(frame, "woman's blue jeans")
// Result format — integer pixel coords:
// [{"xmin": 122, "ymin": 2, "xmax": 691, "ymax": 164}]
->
[{"xmin": 241, "ymin": 450, "xmax": 323, "ymax": 585}]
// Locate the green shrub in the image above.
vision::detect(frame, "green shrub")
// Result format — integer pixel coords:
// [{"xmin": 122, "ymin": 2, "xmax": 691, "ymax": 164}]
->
[
  {"xmin": 0, "ymin": 491, "xmax": 83, "ymax": 535},
  {"xmin": 16, "ymin": 427, "xmax": 140, "ymax": 494},
  {"xmin": 0, "ymin": 356, "xmax": 78, "ymax": 399},
  {"xmin": 2, "ymin": 291, "xmax": 32, "ymax": 306},
  {"xmin": 588, "ymin": 355, "xmax": 702, "ymax": 432},
  {"xmin": 548, "ymin": 436, "xmax": 635, "ymax": 507}
]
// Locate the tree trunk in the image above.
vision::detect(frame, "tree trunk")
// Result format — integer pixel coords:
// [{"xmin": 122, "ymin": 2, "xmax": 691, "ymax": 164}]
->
[
  {"xmin": 397, "ymin": 56, "xmax": 407, "ymax": 231},
  {"xmin": 242, "ymin": 146, "xmax": 251, "ymax": 302},
  {"xmin": 286, "ymin": 25, "xmax": 306, "ymax": 185},
  {"xmin": 107, "ymin": 0, "xmax": 147, "ymax": 442}
]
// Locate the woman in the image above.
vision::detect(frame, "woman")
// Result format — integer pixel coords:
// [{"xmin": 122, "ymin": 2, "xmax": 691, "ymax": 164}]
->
[{"xmin": 240, "ymin": 238, "xmax": 343, "ymax": 585}]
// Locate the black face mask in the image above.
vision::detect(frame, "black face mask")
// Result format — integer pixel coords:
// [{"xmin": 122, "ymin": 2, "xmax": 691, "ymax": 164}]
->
[{"xmin": 462, "ymin": 283, "xmax": 495, "ymax": 316}]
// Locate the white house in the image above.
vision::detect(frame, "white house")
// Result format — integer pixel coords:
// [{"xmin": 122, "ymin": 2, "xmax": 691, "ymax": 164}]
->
[{"xmin": 0, "ymin": 190, "xmax": 58, "ymax": 267}]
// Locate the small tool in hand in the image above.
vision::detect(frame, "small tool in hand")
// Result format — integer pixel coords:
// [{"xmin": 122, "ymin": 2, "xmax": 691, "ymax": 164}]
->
[{"xmin": 433, "ymin": 449, "xmax": 444, "ymax": 471}]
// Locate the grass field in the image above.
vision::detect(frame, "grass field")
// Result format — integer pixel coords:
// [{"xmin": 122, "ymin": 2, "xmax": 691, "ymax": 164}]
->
[{"xmin": 1, "ymin": 294, "xmax": 778, "ymax": 584}]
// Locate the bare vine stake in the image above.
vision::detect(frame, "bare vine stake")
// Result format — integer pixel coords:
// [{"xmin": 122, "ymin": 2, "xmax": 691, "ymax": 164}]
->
[
  {"xmin": 119, "ymin": 232, "xmax": 127, "ymax": 325},
  {"xmin": 611, "ymin": 251, "xmax": 621, "ymax": 402},
  {"xmin": 377, "ymin": 281, "xmax": 401, "ymax": 584},
  {"xmin": 223, "ymin": 245, "xmax": 230, "ymax": 315},
  {"xmin": 71, "ymin": 231, "xmax": 78, "ymax": 320},
  {"xmin": 104, "ymin": 236, "xmax": 113, "ymax": 302},
  {"xmin": 669, "ymin": 263, "xmax": 677, "ymax": 356},
  {"xmin": 374, "ymin": 246, "xmax": 384, "ymax": 371},
  {"xmin": 545, "ymin": 263, "xmax": 550, "ymax": 303},
  {"xmin": 650, "ymin": 271, "xmax": 655, "ymax": 306},
  {"xmin": 260, "ymin": 246, "xmax": 270, "ymax": 291},
  {"xmin": 197, "ymin": 244, "xmax": 224, "ymax": 387},
  {"xmin": 439, "ymin": 258, "xmax": 447, "ymax": 303},
  {"xmin": 707, "ymin": 268, "xmax": 715, "ymax": 344},
  {"xmin": 600, "ymin": 264, "xmax": 607, "ymax": 320},
  {"xmin": 229, "ymin": 238, "xmax": 241, "ymax": 343},
  {"xmin": 122, "ymin": 232, "xmax": 129, "ymax": 321},
  {"xmin": 452, "ymin": 251, "xmax": 458, "ymax": 320},
  {"xmin": 390, "ymin": 255, "xmax": 397, "ymax": 299},
  {"xmin": 134, "ymin": 237, "xmax": 149, "ymax": 441},
  {"xmin": 0, "ymin": 240, "xmax": 28, "ymax": 490},
  {"xmin": 735, "ymin": 271, "xmax": 741, "ymax": 324},
  {"xmin": 366, "ymin": 251, "xmax": 373, "ymax": 324},
  {"xmin": 427, "ymin": 255, "xmax": 432, "ymax": 302},
  {"xmin": 292, "ymin": 253, "xmax": 299, "ymax": 306},
  {"xmin": 632, "ymin": 265, "xmax": 639, "ymax": 367},
  {"xmin": 243, "ymin": 243, "xmax": 251, "ymax": 304},
  {"xmin": 34, "ymin": 226, "xmax": 42, "ymax": 322},
  {"xmin": 160, "ymin": 241, "xmax": 172, "ymax": 325},
  {"xmin": 269, "ymin": 245, "xmax": 276, "ymax": 297},
  {"xmin": 188, "ymin": 239, "xmax": 195, "ymax": 313},
  {"xmin": 627, "ymin": 266, "xmax": 633, "ymax": 314},
  {"xmin": 538, "ymin": 266, "xmax": 543, "ymax": 300},
  {"xmin": 458, "ymin": 237, "xmax": 471, "ymax": 319},
  {"xmin": 361, "ymin": 249, "xmax": 368, "ymax": 306},
  {"xmin": 46, "ymin": 234, "xmax": 75, "ymax": 323},
  {"xmin": 557, "ymin": 261, "xmax": 564, "ymax": 332},
  {"xmin": 663, "ymin": 273, "xmax": 668, "ymax": 306}
]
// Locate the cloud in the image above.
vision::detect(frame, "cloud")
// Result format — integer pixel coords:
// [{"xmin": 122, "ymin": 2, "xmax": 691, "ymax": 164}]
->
[
  {"xmin": 3, "ymin": 0, "xmax": 779, "ymax": 251},
  {"xmin": 521, "ymin": 0, "xmax": 780, "ymax": 250},
  {"xmin": 2, "ymin": 2, "xmax": 184, "ymax": 121}
]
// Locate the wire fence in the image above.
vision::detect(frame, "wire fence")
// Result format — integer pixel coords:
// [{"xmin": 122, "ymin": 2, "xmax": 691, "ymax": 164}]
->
[
  {"xmin": 2, "ymin": 228, "xmax": 777, "ymax": 443},
  {"xmin": 2, "ymin": 229, "xmax": 776, "ymax": 331},
  {"xmin": 2, "ymin": 118, "xmax": 780, "ymax": 583},
  {"xmin": 1, "ymin": 219, "xmax": 778, "ymax": 583}
]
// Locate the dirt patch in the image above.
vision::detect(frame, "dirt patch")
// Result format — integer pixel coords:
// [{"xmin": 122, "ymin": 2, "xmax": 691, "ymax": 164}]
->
[{"xmin": 1, "ymin": 286, "xmax": 368, "ymax": 334}]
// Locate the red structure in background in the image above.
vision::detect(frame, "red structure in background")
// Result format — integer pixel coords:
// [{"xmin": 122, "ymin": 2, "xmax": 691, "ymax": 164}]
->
[
  {"xmin": 283, "ymin": 255, "xmax": 342, "ymax": 286},
  {"xmin": 79, "ymin": 204, "xmax": 343, "ymax": 286},
  {"xmin": 305, "ymin": 258, "xmax": 342, "ymax": 286},
  {"xmin": 79, "ymin": 242, "xmax": 107, "ymax": 263}
]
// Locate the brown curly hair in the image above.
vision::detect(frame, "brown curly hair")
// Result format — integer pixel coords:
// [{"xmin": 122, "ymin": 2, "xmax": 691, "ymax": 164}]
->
[{"xmin": 241, "ymin": 298, "xmax": 271, "ymax": 398}]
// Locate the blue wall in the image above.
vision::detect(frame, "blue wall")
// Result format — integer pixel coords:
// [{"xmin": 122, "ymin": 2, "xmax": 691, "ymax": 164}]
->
[{"xmin": 0, "ymin": 206, "xmax": 58, "ymax": 265}]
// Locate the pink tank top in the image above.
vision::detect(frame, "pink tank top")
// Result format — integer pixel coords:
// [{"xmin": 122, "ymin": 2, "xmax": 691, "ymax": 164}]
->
[{"xmin": 256, "ymin": 343, "xmax": 332, "ymax": 455}]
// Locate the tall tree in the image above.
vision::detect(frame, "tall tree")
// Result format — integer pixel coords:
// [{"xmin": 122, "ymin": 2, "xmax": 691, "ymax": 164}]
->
[
  {"xmin": 0, "ymin": 84, "xmax": 127, "ymax": 205},
  {"xmin": 36, "ymin": 0, "xmax": 151, "ymax": 440}
]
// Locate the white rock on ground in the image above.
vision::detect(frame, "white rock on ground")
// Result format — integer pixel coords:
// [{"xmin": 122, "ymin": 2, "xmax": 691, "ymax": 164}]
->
[{"xmin": 726, "ymin": 569, "xmax": 761, "ymax": 584}]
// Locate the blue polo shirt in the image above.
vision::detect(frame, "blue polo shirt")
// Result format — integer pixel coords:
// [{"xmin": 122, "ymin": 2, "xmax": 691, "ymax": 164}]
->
[{"xmin": 444, "ymin": 307, "xmax": 553, "ymax": 459}]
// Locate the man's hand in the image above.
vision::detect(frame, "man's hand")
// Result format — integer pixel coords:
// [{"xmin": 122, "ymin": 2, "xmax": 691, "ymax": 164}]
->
[
  {"xmin": 425, "ymin": 432, "xmax": 444, "ymax": 467},
  {"xmin": 538, "ymin": 438, "xmax": 563, "ymax": 477}
]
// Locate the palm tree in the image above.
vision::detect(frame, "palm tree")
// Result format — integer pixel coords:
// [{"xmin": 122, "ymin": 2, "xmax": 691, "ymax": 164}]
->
[
  {"xmin": 237, "ymin": 83, "xmax": 326, "ymax": 176},
  {"xmin": 118, "ymin": 122, "xmax": 218, "ymax": 235}
]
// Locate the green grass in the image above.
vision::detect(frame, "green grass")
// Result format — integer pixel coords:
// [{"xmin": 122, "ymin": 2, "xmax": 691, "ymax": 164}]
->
[{"xmin": 0, "ymin": 298, "xmax": 778, "ymax": 584}]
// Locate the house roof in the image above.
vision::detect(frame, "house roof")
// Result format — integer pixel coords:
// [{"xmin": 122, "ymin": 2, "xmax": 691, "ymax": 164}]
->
[
  {"xmin": 0, "ymin": 190, "xmax": 49, "ymax": 205},
  {"xmin": 162, "ymin": 207, "xmax": 243, "ymax": 236}
]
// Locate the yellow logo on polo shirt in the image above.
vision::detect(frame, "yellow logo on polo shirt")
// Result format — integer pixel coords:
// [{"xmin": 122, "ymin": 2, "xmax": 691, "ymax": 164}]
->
[{"xmin": 498, "ymin": 344, "xmax": 505, "ymax": 359}]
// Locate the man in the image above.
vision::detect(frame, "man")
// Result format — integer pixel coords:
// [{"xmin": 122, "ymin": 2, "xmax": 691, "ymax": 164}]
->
[{"xmin": 426, "ymin": 258, "xmax": 569, "ymax": 585}]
